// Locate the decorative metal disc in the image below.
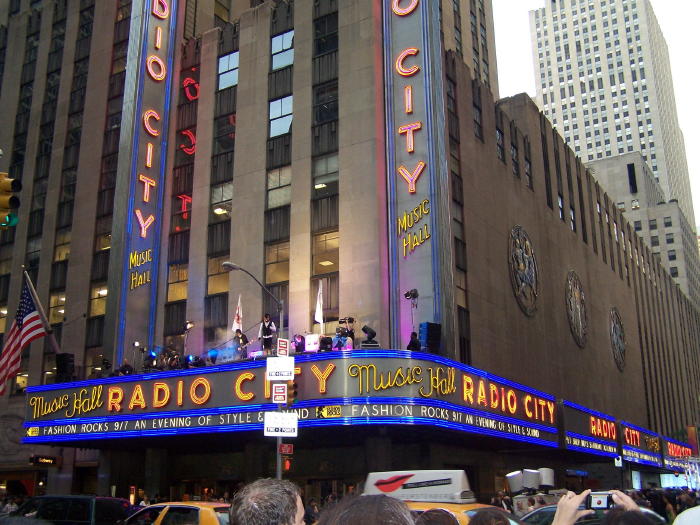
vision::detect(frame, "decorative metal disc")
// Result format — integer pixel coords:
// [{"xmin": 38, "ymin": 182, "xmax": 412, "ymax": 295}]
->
[
  {"xmin": 508, "ymin": 226, "xmax": 539, "ymax": 317},
  {"xmin": 565, "ymin": 270, "xmax": 587, "ymax": 348},
  {"xmin": 609, "ymin": 307, "xmax": 626, "ymax": 372}
]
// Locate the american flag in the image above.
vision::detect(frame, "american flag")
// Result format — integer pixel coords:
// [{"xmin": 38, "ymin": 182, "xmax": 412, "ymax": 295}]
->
[{"xmin": 0, "ymin": 281, "xmax": 47, "ymax": 395}]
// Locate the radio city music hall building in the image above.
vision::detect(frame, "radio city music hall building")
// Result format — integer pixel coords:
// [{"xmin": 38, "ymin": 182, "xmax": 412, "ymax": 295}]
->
[{"xmin": 0, "ymin": 0, "xmax": 698, "ymax": 500}]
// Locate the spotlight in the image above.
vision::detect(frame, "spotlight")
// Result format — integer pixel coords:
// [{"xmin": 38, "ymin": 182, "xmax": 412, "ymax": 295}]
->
[
  {"xmin": 101, "ymin": 358, "xmax": 112, "ymax": 371},
  {"xmin": 360, "ymin": 325, "xmax": 380, "ymax": 349},
  {"xmin": 133, "ymin": 341, "xmax": 141, "ymax": 348},
  {"xmin": 184, "ymin": 321, "xmax": 195, "ymax": 332},
  {"xmin": 403, "ymin": 289, "xmax": 418, "ymax": 300},
  {"xmin": 186, "ymin": 354, "xmax": 205, "ymax": 368},
  {"xmin": 143, "ymin": 350, "xmax": 158, "ymax": 370}
]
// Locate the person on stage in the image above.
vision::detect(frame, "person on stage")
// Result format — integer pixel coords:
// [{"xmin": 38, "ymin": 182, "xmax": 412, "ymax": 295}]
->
[
  {"xmin": 233, "ymin": 329, "xmax": 249, "ymax": 360},
  {"xmin": 258, "ymin": 313, "xmax": 277, "ymax": 356}
]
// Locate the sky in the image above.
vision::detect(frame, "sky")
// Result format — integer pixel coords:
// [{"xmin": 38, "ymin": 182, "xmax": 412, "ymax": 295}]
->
[{"xmin": 493, "ymin": 0, "xmax": 700, "ymax": 228}]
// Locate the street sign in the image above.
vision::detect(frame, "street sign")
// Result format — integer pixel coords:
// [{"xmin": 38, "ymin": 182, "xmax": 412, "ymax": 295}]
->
[
  {"xmin": 614, "ymin": 456, "xmax": 623, "ymax": 468},
  {"xmin": 272, "ymin": 383, "xmax": 288, "ymax": 404},
  {"xmin": 277, "ymin": 338, "xmax": 290, "ymax": 356},
  {"xmin": 279, "ymin": 443, "xmax": 294, "ymax": 455},
  {"xmin": 264, "ymin": 411, "xmax": 298, "ymax": 437},
  {"xmin": 266, "ymin": 356, "xmax": 295, "ymax": 381}
]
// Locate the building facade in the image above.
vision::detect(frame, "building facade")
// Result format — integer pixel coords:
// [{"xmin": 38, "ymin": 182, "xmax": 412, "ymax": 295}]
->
[
  {"xmin": 589, "ymin": 152, "xmax": 700, "ymax": 309},
  {"xmin": 529, "ymin": 0, "xmax": 695, "ymax": 227},
  {"xmin": 0, "ymin": 0, "xmax": 697, "ymax": 502}
]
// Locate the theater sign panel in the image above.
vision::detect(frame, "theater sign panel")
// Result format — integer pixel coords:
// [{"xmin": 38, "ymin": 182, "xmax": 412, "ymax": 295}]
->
[{"xmin": 23, "ymin": 351, "xmax": 558, "ymax": 448}]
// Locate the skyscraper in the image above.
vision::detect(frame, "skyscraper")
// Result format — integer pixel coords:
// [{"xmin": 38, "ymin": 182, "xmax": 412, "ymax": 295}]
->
[{"xmin": 529, "ymin": 0, "xmax": 695, "ymax": 227}]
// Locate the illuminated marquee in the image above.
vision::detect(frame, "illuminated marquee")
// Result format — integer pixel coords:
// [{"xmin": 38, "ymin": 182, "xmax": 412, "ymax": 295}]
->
[
  {"xmin": 23, "ymin": 351, "xmax": 558, "ymax": 447},
  {"xmin": 561, "ymin": 400, "xmax": 618, "ymax": 457},
  {"xmin": 620, "ymin": 421, "xmax": 662, "ymax": 467},
  {"xmin": 662, "ymin": 436, "xmax": 692, "ymax": 472},
  {"xmin": 116, "ymin": 0, "xmax": 178, "ymax": 360}
]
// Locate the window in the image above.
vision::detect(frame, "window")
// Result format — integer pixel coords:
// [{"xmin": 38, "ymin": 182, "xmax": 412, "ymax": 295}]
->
[
  {"xmin": 668, "ymin": 250, "xmax": 676, "ymax": 261},
  {"xmin": 496, "ymin": 128, "xmax": 505, "ymax": 161},
  {"xmin": 265, "ymin": 241, "xmax": 290, "ymax": 284},
  {"xmin": 312, "ymin": 154, "xmax": 338, "ymax": 199},
  {"xmin": 631, "ymin": 199, "xmax": 639, "ymax": 209},
  {"xmin": 633, "ymin": 221, "xmax": 641, "ymax": 231},
  {"xmin": 648, "ymin": 219, "xmax": 657, "ymax": 230},
  {"xmin": 53, "ymin": 228, "xmax": 71, "ymax": 261},
  {"xmin": 207, "ymin": 256, "xmax": 229, "ymax": 295},
  {"xmin": 210, "ymin": 182, "xmax": 232, "ymax": 222},
  {"xmin": 49, "ymin": 293, "xmax": 66, "ymax": 324},
  {"xmin": 267, "ymin": 166, "xmax": 292, "ymax": 209},
  {"xmin": 171, "ymin": 193, "xmax": 192, "ymax": 232},
  {"xmin": 616, "ymin": 202, "xmax": 625, "ymax": 211},
  {"xmin": 218, "ymin": 51, "xmax": 239, "ymax": 90},
  {"xmin": 269, "ymin": 95, "xmax": 293, "ymax": 137},
  {"xmin": 650, "ymin": 235, "xmax": 658, "ymax": 247},
  {"xmin": 313, "ymin": 82, "xmax": 338, "ymax": 124},
  {"xmin": 666, "ymin": 233, "xmax": 674, "ymax": 245},
  {"xmin": 314, "ymin": 13, "xmax": 338, "ymax": 56},
  {"xmin": 89, "ymin": 284, "xmax": 107, "ymax": 317},
  {"xmin": 167, "ymin": 264, "xmax": 188, "ymax": 302},
  {"xmin": 663, "ymin": 216, "xmax": 672, "ymax": 227},
  {"xmin": 271, "ymin": 30, "xmax": 294, "ymax": 70},
  {"xmin": 670, "ymin": 266, "xmax": 678, "ymax": 278},
  {"xmin": 312, "ymin": 231, "xmax": 339, "ymax": 275}
]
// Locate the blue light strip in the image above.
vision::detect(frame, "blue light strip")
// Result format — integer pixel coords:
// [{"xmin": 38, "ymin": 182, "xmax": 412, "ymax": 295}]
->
[
  {"xmin": 562, "ymin": 399, "xmax": 615, "ymax": 420},
  {"xmin": 622, "ymin": 455, "xmax": 663, "ymax": 468},
  {"xmin": 26, "ymin": 350, "xmax": 555, "ymax": 401},
  {"xmin": 621, "ymin": 444, "xmax": 662, "ymax": 460},
  {"xmin": 24, "ymin": 415, "xmax": 559, "ymax": 448},
  {"xmin": 619, "ymin": 420, "xmax": 659, "ymax": 437}
]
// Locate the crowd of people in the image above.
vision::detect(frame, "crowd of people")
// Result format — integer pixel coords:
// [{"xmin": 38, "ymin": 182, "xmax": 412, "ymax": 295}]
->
[{"xmin": 221, "ymin": 478, "xmax": 700, "ymax": 525}]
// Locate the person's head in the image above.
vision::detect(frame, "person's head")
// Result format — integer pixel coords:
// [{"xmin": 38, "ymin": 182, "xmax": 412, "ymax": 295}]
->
[
  {"xmin": 528, "ymin": 497, "xmax": 536, "ymax": 506},
  {"xmin": 264, "ymin": 314, "xmax": 271, "ymax": 321},
  {"xmin": 601, "ymin": 507, "xmax": 655, "ymax": 525},
  {"xmin": 316, "ymin": 495, "xmax": 413, "ymax": 525},
  {"xmin": 235, "ymin": 329, "xmax": 242, "ymax": 336},
  {"xmin": 466, "ymin": 508, "xmax": 512, "ymax": 525},
  {"xmin": 295, "ymin": 334, "xmax": 302, "ymax": 340},
  {"xmin": 410, "ymin": 332, "xmax": 418, "ymax": 339},
  {"xmin": 229, "ymin": 478, "xmax": 303, "ymax": 525}
]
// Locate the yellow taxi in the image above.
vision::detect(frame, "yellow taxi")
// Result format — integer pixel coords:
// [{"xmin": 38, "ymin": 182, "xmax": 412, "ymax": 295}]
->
[
  {"xmin": 405, "ymin": 501, "xmax": 520, "ymax": 524},
  {"xmin": 363, "ymin": 470, "xmax": 521, "ymax": 525},
  {"xmin": 124, "ymin": 502, "xmax": 230, "ymax": 525}
]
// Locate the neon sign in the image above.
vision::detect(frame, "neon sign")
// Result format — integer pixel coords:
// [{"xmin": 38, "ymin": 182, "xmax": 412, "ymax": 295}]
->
[
  {"xmin": 562, "ymin": 400, "xmax": 618, "ymax": 457},
  {"xmin": 116, "ymin": 0, "xmax": 177, "ymax": 362},
  {"xmin": 619, "ymin": 421, "xmax": 662, "ymax": 467},
  {"xmin": 384, "ymin": 0, "xmax": 451, "ymax": 348}
]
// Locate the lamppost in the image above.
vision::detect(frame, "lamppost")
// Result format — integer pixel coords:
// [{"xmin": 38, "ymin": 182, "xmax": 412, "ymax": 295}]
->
[
  {"xmin": 221, "ymin": 261, "xmax": 284, "ymax": 340},
  {"xmin": 222, "ymin": 261, "xmax": 286, "ymax": 479}
]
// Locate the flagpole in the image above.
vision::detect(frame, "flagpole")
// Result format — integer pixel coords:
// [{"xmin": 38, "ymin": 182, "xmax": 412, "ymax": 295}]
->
[{"xmin": 22, "ymin": 269, "xmax": 62, "ymax": 355}]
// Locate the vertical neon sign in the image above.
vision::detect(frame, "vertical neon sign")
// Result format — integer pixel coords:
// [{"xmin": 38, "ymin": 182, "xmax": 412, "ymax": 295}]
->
[
  {"xmin": 383, "ymin": 0, "xmax": 453, "ymax": 349},
  {"xmin": 115, "ymin": 0, "xmax": 178, "ymax": 363}
]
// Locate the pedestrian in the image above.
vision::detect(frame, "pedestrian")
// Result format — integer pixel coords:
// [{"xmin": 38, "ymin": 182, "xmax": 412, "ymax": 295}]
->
[
  {"xmin": 406, "ymin": 332, "xmax": 421, "ymax": 351},
  {"xmin": 229, "ymin": 478, "xmax": 304, "ymax": 525},
  {"xmin": 304, "ymin": 498, "xmax": 320, "ymax": 525},
  {"xmin": 2, "ymin": 497, "xmax": 19, "ymax": 514},
  {"xmin": 674, "ymin": 504, "xmax": 700, "ymax": 525},
  {"xmin": 316, "ymin": 494, "xmax": 413, "ymax": 525}
]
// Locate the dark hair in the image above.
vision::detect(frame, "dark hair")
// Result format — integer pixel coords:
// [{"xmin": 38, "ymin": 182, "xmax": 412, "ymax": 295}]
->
[
  {"xmin": 414, "ymin": 508, "xmax": 461, "ymax": 525},
  {"xmin": 467, "ymin": 508, "xmax": 512, "ymax": 525},
  {"xmin": 229, "ymin": 478, "xmax": 300, "ymax": 525},
  {"xmin": 601, "ymin": 508, "xmax": 656, "ymax": 525},
  {"xmin": 316, "ymin": 495, "xmax": 413, "ymax": 525}
]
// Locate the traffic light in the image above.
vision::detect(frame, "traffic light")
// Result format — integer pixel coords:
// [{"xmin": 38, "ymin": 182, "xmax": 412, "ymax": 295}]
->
[
  {"xmin": 286, "ymin": 380, "xmax": 298, "ymax": 407},
  {"xmin": 282, "ymin": 456, "xmax": 292, "ymax": 472},
  {"xmin": 0, "ymin": 172, "xmax": 21, "ymax": 229}
]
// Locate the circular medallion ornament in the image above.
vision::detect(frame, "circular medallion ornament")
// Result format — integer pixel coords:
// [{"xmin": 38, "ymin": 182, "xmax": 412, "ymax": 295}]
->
[
  {"xmin": 565, "ymin": 270, "xmax": 587, "ymax": 348},
  {"xmin": 508, "ymin": 226, "xmax": 539, "ymax": 317},
  {"xmin": 609, "ymin": 307, "xmax": 626, "ymax": 372}
]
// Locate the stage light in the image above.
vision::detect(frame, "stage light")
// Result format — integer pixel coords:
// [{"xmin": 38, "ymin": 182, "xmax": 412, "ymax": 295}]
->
[
  {"xmin": 403, "ymin": 289, "xmax": 419, "ymax": 300},
  {"xmin": 184, "ymin": 321, "xmax": 194, "ymax": 332},
  {"xmin": 360, "ymin": 325, "xmax": 380, "ymax": 348},
  {"xmin": 186, "ymin": 354, "xmax": 205, "ymax": 367}
]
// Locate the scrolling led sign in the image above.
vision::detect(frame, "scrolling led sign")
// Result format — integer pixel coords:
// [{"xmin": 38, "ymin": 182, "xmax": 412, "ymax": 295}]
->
[
  {"xmin": 119, "ymin": 0, "xmax": 177, "ymax": 356},
  {"xmin": 23, "ymin": 351, "xmax": 558, "ymax": 448},
  {"xmin": 662, "ymin": 436, "xmax": 692, "ymax": 472},
  {"xmin": 561, "ymin": 400, "xmax": 618, "ymax": 458},
  {"xmin": 620, "ymin": 421, "xmax": 662, "ymax": 467},
  {"xmin": 384, "ymin": 0, "xmax": 447, "ymax": 347}
]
